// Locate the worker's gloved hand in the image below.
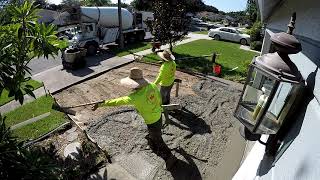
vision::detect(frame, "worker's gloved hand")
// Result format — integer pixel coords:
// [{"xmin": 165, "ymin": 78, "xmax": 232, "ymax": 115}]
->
[{"xmin": 91, "ymin": 103, "xmax": 100, "ymax": 111}]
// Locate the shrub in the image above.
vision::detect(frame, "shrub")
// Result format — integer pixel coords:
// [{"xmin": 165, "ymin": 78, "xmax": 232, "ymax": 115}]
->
[
  {"xmin": 249, "ymin": 21, "xmax": 263, "ymax": 51},
  {"xmin": 0, "ymin": 114, "xmax": 106, "ymax": 179},
  {"xmin": 0, "ymin": 115, "xmax": 61, "ymax": 179},
  {"xmin": 250, "ymin": 41, "xmax": 263, "ymax": 51},
  {"xmin": 249, "ymin": 21, "xmax": 263, "ymax": 42}
]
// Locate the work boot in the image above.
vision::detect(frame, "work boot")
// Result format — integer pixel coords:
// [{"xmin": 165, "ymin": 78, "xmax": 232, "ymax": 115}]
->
[{"xmin": 165, "ymin": 155, "xmax": 178, "ymax": 170}]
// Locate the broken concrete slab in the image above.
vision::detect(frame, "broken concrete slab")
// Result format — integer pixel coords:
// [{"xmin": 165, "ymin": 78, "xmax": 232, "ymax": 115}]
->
[
  {"xmin": 115, "ymin": 153, "xmax": 159, "ymax": 180},
  {"xmin": 66, "ymin": 132, "xmax": 78, "ymax": 142},
  {"xmin": 105, "ymin": 163, "xmax": 137, "ymax": 180},
  {"xmin": 66, "ymin": 126, "xmax": 77, "ymax": 134},
  {"xmin": 64, "ymin": 142, "xmax": 81, "ymax": 160}
]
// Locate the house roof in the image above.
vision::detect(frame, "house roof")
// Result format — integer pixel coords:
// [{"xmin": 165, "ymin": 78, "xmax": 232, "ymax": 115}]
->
[{"xmin": 257, "ymin": 0, "xmax": 283, "ymax": 22}]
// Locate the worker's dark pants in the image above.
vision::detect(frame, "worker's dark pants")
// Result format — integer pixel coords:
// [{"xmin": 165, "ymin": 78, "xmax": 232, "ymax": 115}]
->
[
  {"xmin": 160, "ymin": 83, "xmax": 174, "ymax": 105},
  {"xmin": 146, "ymin": 118, "xmax": 173, "ymax": 160}
]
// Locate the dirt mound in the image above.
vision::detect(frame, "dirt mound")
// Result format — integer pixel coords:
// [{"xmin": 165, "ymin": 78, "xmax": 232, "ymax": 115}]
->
[{"xmin": 87, "ymin": 79, "xmax": 242, "ymax": 179}]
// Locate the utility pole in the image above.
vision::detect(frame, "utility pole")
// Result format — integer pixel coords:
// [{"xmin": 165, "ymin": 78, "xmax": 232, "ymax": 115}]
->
[{"xmin": 118, "ymin": 0, "xmax": 124, "ymax": 49}]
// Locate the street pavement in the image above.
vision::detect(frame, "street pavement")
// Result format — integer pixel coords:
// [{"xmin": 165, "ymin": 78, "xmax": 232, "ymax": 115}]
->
[
  {"xmin": 28, "ymin": 52, "xmax": 62, "ymax": 75},
  {"xmin": 32, "ymin": 54, "xmax": 134, "ymax": 94}
]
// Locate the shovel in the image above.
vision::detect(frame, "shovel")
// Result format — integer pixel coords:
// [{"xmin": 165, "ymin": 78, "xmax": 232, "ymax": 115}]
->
[{"xmin": 52, "ymin": 100, "xmax": 104, "ymax": 115}]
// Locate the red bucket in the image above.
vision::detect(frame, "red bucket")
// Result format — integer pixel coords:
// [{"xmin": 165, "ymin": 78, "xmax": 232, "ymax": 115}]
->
[{"xmin": 213, "ymin": 64, "xmax": 221, "ymax": 76}]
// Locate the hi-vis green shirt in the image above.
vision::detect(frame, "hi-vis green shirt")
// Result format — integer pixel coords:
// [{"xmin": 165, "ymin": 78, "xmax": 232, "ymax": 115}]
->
[
  {"xmin": 99, "ymin": 83, "xmax": 162, "ymax": 125},
  {"xmin": 154, "ymin": 60, "xmax": 176, "ymax": 86}
]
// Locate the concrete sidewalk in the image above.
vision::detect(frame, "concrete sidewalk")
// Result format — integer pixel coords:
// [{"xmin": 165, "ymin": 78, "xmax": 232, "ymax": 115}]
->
[
  {"xmin": 240, "ymin": 45, "xmax": 261, "ymax": 54},
  {"xmin": 32, "ymin": 54, "xmax": 133, "ymax": 94},
  {"xmin": 123, "ymin": 33, "xmax": 212, "ymax": 60}
]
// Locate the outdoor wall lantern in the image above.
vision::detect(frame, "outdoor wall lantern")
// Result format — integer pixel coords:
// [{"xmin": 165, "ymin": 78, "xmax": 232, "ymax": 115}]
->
[{"xmin": 234, "ymin": 14, "xmax": 304, "ymax": 141}]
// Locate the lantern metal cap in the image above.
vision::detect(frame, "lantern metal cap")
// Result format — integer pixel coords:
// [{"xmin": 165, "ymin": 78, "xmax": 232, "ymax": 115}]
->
[
  {"xmin": 271, "ymin": 32, "xmax": 302, "ymax": 54},
  {"xmin": 255, "ymin": 53, "xmax": 300, "ymax": 82}
]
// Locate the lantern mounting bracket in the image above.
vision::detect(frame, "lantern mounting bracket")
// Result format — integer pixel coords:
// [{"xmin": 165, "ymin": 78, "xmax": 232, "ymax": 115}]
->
[{"xmin": 258, "ymin": 139, "xmax": 267, "ymax": 146}]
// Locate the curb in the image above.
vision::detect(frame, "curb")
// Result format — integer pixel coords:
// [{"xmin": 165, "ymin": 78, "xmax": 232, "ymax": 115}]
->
[{"xmin": 23, "ymin": 121, "xmax": 71, "ymax": 147}]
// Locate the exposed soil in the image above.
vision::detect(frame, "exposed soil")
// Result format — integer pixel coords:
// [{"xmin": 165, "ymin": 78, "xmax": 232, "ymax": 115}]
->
[
  {"xmin": 54, "ymin": 62, "xmax": 243, "ymax": 179},
  {"xmin": 54, "ymin": 62, "xmax": 199, "ymax": 127}
]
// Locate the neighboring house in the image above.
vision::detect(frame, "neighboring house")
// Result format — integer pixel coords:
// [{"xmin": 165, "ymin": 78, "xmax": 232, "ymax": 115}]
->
[
  {"xmin": 37, "ymin": 9, "xmax": 59, "ymax": 24},
  {"xmin": 196, "ymin": 11, "xmax": 224, "ymax": 22},
  {"xmin": 233, "ymin": 0, "xmax": 320, "ymax": 179},
  {"xmin": 225, "ymin": 15, "xmax": 235, "ymax": 22}
]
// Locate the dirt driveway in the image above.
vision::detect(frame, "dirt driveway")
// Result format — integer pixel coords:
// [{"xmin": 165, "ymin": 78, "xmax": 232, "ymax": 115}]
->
[
  {"xmin": 54, "ymin": 62, "xmax": 199, "ymax": 126},
  {"xmin": 54, "ymin": 62, "xmax": 244, "ymax": 179}
]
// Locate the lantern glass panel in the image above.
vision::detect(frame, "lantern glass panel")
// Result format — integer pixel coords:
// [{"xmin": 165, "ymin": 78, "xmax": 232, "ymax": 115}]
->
[
  {"xmin": 261, "ymin": 82, "xmax": 293, "ymax": 132},
  {"xmin": 235, "ymin": 66, "xmax": 277, "ymax": 133}
]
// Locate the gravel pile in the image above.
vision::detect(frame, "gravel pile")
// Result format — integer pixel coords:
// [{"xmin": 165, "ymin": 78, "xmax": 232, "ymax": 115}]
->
[{"xmin": 87, "ymin": 79, "xmax": 242, "ymax": 179}]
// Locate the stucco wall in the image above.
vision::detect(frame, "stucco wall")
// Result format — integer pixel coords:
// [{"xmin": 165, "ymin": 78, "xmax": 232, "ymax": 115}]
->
[{"xmin": 257, "ymin": 0, "xmax": 320, "ymax": 179}]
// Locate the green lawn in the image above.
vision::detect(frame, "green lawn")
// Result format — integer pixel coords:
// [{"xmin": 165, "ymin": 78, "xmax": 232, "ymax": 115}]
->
[
  {"xmin": 109, "ymin": 42, "xmax": 152, "ymax": 57},
  {"xmin": 0, "ymin": 79, "xmax": 43, "ymax": 106},
  {"xmin": 4, "ymin": 95, "xmax": 67, "ymax": 141},
  {"xmin": 143, "ymin": 39, "xmax": 258, "ymax": 83},
  {"xmin": 194, "ymin": 31, "xmax": 209, "ymax": 35}
]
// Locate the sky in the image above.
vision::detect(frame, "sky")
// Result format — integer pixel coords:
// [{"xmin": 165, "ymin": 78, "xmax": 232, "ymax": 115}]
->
[
  {"xmin": 48, "ymin": 0, "xmax": 247, "ymax": 12},
  {"xmin": 203, "ymin": 0, "xmax": 247, "ymax": 12}
]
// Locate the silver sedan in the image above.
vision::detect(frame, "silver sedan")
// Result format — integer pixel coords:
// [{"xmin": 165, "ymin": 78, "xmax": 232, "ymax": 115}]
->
[{"xmin": 208, "ymin": 27, "xmax": 250, "ymax": 45}]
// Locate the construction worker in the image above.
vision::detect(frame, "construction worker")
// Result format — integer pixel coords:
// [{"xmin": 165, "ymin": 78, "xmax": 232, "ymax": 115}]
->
[
  {"xmin": 91, "ymin": 67, "xmax": 176, "ymax": 168},
  {"xmin": 154, "ymin": 49, "xmax": 176, "ymax": 105}
]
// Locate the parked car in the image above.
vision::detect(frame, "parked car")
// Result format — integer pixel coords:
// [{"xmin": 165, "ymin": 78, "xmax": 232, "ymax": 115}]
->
[
  {"xmin": 207, "ymin": 24, "xmax": 219, "ymax": 30},
  {"xmin": 208, "ymin": 27, "xmax": 250, "ymax": 45}
]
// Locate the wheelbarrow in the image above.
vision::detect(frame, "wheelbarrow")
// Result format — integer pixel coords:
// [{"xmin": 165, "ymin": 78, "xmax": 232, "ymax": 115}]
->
[{"xmin": 62, "ymin": 48, "xmax": 87, "ymax": 70}]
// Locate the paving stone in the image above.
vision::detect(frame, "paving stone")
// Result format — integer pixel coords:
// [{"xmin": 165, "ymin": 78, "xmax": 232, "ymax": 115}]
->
[
  {"xmin": 64, "ymin": 142, "xmax": 81, "ymax": 160},
  {"xmin": 67, "ymin": 132, "xmax": 78, "ymax": 142},
  {"xmin": 66, "ymin": 126, "xmax": 77, "ymax": 134}
]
